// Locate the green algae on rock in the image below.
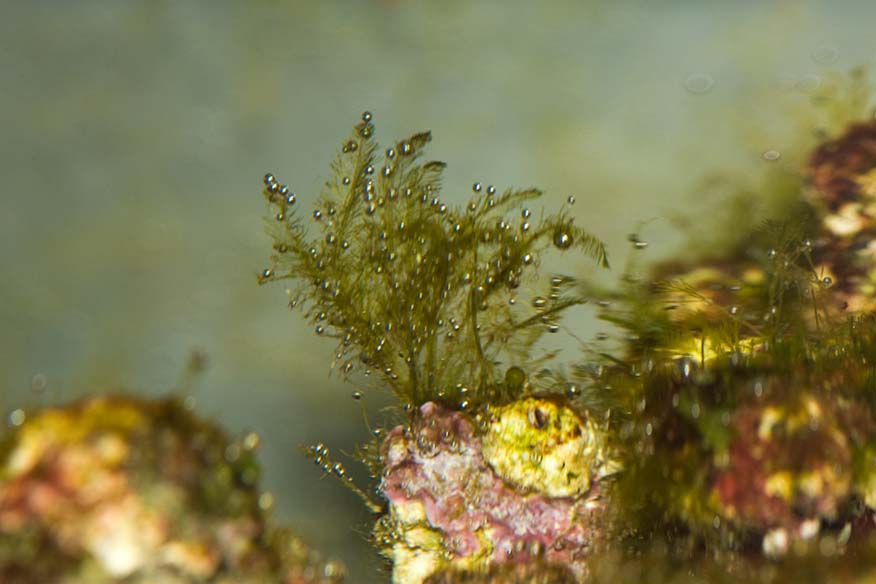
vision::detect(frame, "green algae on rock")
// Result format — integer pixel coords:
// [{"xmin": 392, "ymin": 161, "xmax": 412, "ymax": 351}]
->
[
  {"xmin": 588, "ymin": 102, "xmax": 876, "ymax": 573},
  {"xmin": 0, "ymin": 395, "xmax": 344, "ymax": 584},
  {"xmin": 258, "ymin": 113, "xmax": 613, "ymax": 583},
  {"xmin": 257, "ymin": 94, "xmax": 876, "ymax": 583},
  {"xmin": 607, "ymin": 346, "xmax": 876, "ymax": 554}
]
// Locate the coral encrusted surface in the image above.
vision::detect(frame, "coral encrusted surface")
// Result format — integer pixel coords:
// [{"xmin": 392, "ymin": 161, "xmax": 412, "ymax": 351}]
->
[{"xmin": 0, "ymin": 395, "xmax": 344, "ymax": 584}]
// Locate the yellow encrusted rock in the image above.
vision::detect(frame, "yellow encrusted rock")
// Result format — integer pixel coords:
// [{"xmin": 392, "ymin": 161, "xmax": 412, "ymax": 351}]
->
[{"xmin": 481, "ymin": 397, "xmax": 613, "ymax": 498}]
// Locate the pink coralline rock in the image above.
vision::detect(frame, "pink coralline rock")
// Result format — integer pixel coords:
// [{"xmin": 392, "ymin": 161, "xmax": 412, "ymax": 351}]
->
[
  {"xmin": 709, "ymin": 391, "xmax": 872, "ymax": 557},
  {"xmin": 377, "ymin": 399, "xmax": 612, "ymax": 584}
]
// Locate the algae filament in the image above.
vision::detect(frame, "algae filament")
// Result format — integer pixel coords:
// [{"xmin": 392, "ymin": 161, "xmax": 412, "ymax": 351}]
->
[{"xmin": 259, "ymin": 112, "xmax": 607, "ymax": 407}]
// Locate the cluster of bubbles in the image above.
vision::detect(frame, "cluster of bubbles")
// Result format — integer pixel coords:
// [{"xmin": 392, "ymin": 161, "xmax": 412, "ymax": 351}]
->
[
  {"xmin": 259, "ymin": 172, "xmax": 300, "ymax": 282},
  {"xmin": 309, "ymin": 442, "xmax": 350, "ymax": 480},
  {"xmin": 307, "ymin": 442, "xmax": 381, "ymax": 513}
]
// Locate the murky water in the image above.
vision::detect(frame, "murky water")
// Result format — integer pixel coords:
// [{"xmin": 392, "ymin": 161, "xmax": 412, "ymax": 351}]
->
[{"xmin": 2, "ymin": 2, "xmax": 876, "ymax": 581}]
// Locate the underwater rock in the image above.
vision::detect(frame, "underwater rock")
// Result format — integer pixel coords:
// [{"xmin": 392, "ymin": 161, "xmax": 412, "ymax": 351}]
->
[
  {"xmin": 710, "ymin": 392, "xmax": 859, "ymax": 556},
  {"xmin": 652, "ymin": 261, "xmax": 766, "ymax": 328},
  {"xmin": 807, "ymin": 120, "xmax": 876, "ymax": 222},
  {"xmin": 616, "ymin": 358, "xmax": 876, "ymax": 559},
  {"xmin": 481, "ymin": 397, "xmax": 616, "ymax": 498},
  {"xmin": 0, "ymin": 395, "xmax": 344, "ymax": 584},
  {"xmin": 377, "ymin": 399, "xmax": 609, "ymax": 583},
  {"xmin": 807, "ymin": 120, "xmax": 876, "ymax": 312},
  {"xmin": 424, "ymin": 561, "xmax": 578, "ymax": 583}
]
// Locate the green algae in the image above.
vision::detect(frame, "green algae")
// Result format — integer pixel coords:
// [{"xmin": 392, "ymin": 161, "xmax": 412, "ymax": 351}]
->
[{"xmin": 259, "ymin": 113, "xmax": 607, "ymax": 408}]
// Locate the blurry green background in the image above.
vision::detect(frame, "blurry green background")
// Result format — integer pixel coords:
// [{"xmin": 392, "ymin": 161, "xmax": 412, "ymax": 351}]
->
[{"xmin": 3, "ymin": 1, "xmax": 876, "ymax": 581}]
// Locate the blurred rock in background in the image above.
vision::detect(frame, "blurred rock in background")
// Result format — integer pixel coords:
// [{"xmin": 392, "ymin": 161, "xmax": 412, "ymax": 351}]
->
[{"xmin": 0, "ymin": 394, "xmax": 344, "ymax": 583}]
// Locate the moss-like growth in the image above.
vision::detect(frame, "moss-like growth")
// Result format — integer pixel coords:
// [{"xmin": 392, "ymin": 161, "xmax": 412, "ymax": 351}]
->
[{"xmin": 259, "ymin": 112, "xmax": 607, "ymax": 408}]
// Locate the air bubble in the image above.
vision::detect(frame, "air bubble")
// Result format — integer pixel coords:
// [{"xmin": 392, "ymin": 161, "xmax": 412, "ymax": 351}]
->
[
  {"xmin": 352, "ymin": 391, "xmax": 362, "ymax": 400},
  {"xmin": 472, "ymin": 182, "xmax": 482, "ymax": 193},
  {"xmin": 553, "ymin": 231, "xmax": 573, "ymax": 249},
  {"xmin": 8, "ymin": 409, "xmax": 25, "ymax": 427},
  {"xmin": 263, "ymin": 173, "xmax": 276, "ymax": 186},
  {"xmin": 31, "ymin": 374, "xmax": 47, "ymax": 393},
  {"xmin": 258, "ymin": 492, "xmax": 275, "ymax": 511},
  {"xmin": 236, "ymin": 433, "xmax": 258, "ymax": 454},
  {"xmin": 674, "ymin": 355, "xmax": 695, "ymax": 380},
  {"xmin": 487, "ymin": 185, "xmax": 496, "ymax": 195},
  {"xmin": 362, "ymin": 111, "xmax": 373, "ymax": 122},
  {"xmin": 684, "ymin": 73, "xmax": 715, "ymax": 94},
  {"xmin": 567, "ymin": 195, "xmax": 576, "ymax": 205}
]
